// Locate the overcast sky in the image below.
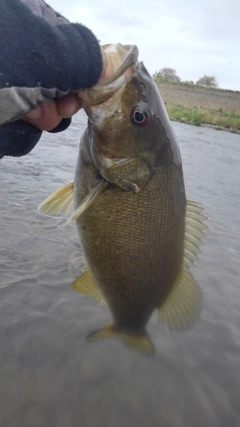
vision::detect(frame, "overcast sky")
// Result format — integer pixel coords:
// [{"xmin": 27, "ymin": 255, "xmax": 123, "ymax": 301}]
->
[{"xmin": 47, "ymin": 0, "xmax": 239, "ymax": 90}]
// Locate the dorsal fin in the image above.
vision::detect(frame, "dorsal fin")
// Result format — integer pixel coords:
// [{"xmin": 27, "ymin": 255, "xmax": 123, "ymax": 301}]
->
[
  {"xmin": 184, "ymin": 200, "xmax": 207, "ymax": 268},
  {"xmin": 157, "ymin": 267, "xmax": 202, "ymax": 330},
  {"xmin": 157, "ymin": 200, "xmax": 206, "ymax": 330}
]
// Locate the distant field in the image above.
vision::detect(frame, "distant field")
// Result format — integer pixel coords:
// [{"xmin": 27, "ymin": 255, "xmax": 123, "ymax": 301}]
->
[{"xmin": 156, "ymin": 82, "xmax": 240, "ymax": 133}]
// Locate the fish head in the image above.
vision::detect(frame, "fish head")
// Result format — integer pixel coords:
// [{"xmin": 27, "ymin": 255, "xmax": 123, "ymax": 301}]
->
[{"xmin": 79, "ymin": 44, "xmax": 182, "ymax": 185}]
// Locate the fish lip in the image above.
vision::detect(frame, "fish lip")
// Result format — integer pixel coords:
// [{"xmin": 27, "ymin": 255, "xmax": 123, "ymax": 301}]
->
[
  {"xmin": 98, "ymin": 44, "xmax": 139, "ymax": 87},
  {"xmin": 80, "ymin": 44, "xmax": 139, "ymax": 109}
]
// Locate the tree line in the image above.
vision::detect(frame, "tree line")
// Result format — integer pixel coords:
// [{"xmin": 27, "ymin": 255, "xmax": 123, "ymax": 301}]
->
[{"xmin": 153, "ymin": 67, "xmax": 218, "ymax": 88}]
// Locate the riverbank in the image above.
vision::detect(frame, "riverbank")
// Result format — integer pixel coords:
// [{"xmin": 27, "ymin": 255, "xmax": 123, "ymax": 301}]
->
[{"xmin": 156, "ymin": 82, "xmax": 240, "ymax": 134}]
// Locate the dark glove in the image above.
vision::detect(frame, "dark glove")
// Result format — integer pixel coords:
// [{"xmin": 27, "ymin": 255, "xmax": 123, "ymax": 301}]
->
[
  {"xmin": 0, "ymin": 119, "xmax": 71, "ymax": 159},
  {"xmin": 0, "ymin": 0, "xmax": 102, "ymax": 158}
]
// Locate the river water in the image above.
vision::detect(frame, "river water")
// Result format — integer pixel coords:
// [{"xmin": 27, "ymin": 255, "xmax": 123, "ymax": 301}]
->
[{"xmin": 1, "ymin": 112, "xmax": 240, "ymax": 427}]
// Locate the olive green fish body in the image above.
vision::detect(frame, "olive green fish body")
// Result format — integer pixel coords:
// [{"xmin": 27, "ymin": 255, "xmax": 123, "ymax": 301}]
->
[
  {"xmin": 74, "ymin": 94, "xmax": 186, "ymax": 334},
  {"xmin": 39, "ymin": 45, "xmax": 205, "ymax": 353}
]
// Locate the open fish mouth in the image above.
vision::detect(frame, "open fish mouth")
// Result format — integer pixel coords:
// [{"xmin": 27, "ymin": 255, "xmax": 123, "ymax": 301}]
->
[{"xmin": 79, "ymin": 44, "xmax": 139, "ymax": 108}]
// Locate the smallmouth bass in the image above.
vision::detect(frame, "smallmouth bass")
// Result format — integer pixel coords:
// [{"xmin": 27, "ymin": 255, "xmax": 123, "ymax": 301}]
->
[{"xmin": 39, "ymin": 44, "xmax": 206, "ymax": 354}]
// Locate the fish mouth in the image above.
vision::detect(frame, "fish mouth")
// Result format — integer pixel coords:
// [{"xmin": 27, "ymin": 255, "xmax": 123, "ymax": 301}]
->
[
  {"xmin": 79, "ymin": 44, "xmax": 139, "ymax": 108},
  {"xmin": 99, "ymin": 44, "xmax": 139, "ymax": 86}
]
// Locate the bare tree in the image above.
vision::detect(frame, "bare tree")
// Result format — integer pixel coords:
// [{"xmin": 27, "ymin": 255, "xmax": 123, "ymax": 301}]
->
[
  {"xmin": 196, "ymin": 75, "xmax": 218, "ymax": 88},
  {"xmin": 153, "ymin": 68, "xmax": 181, "ymax": 83}
]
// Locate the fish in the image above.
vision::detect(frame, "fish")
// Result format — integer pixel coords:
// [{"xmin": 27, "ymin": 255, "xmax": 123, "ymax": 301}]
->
[{"xmin": 39, "ymin": 44, "xmax": 206, "ymax": 355}]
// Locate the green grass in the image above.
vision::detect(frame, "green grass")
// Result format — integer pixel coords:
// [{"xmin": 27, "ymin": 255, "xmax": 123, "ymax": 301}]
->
[{"xmin": 165, "ymin": 104, "xmax": 240, "ymax": 134}]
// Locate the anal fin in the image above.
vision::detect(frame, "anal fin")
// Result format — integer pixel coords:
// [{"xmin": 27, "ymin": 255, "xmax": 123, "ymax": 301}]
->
[{"xmin": 71, "ymin": 268, "xmax": 106, "ymax": 305}]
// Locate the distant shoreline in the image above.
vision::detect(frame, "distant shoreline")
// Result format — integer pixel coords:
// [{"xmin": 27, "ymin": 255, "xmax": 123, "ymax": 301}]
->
[{"xmin": 156, "ymin": 82, "xmax": 240, "ymax": 134}]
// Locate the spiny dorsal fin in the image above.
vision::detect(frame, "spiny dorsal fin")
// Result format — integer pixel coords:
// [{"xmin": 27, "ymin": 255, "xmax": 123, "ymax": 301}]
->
[
  {"xmin": 38, "ymin": 182, "xmax": 74, "ymax": 217},
  {"xmin": 184, "ymin": 200, "xmax": 207, "ymax": 267},
  {"xmin": 87, "ymin": 324, "xmax": 155, "ymax": 355},
  {"xmin": 71, "ymin": 268, "xmax": 106, "ymax": 305},
  {"xmin": 157, "ymin": 266, "xmax": 202, "ymax": 331}
]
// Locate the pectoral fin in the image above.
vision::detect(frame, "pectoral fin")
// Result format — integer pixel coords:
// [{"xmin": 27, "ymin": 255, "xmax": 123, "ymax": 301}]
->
[
  {"xmin": 67, "ymin": 180, "xmax": 106, "ymax": 223},
  {"xmin": 71, "ymin": 268, "xmax": 106, "ymax": 305},
  {"xmin": 38, "ymin": 180, "xmax": 106, "ymax": 222},
  {"xmin": 87, "ymin": 324, "xmax": 155, "ymax": 355},
  {"xmin": 38, "ymin": 182, "xmax": 74, "ymax": 217}
]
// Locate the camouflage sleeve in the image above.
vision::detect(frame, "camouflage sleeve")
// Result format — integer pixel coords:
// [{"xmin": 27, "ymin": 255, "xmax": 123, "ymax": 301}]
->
[{"xmin": 0, "ymin": 0, "xmax": 103, "ymax": 158}]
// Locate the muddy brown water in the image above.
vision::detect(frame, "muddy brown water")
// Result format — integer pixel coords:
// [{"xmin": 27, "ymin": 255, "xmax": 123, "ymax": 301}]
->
[{"xmin": 1, "ymin": 111, "xmax": 240, "ymax": 427}]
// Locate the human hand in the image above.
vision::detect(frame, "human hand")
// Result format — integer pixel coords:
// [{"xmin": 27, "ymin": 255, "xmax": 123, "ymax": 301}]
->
[
  {"xmin": 0, "ymin": 0, "xmax": 107, "ymax": 158},
  {"xmin": 22, "ymin": 49, "xmax": 111, "ymax": 131},
  {"xmin": 23, "ymin": 93, "xmax": 83, "ymax": 131}
]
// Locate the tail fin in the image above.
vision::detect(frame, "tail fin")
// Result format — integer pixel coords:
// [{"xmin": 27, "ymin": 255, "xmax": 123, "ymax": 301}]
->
[{"xmin": 87, "ymin": 324, "xmax": 155, "ymax": 355}]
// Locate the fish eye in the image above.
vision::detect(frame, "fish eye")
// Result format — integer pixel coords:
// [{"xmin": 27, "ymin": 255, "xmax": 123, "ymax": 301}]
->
[{"xmin": 131, "ymin": 108, "xmax": 149, "ymax": 126}]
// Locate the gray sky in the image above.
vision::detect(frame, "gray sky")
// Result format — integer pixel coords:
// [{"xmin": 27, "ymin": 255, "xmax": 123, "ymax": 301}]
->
[{"xmin": 47, "ymin": 0, "xmax": 240, "ymax": 90}]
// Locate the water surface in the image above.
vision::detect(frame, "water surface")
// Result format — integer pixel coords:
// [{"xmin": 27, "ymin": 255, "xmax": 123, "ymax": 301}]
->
[{"xmin": 1, "ymin": 112, "xmax": 240, "ymax": 426}]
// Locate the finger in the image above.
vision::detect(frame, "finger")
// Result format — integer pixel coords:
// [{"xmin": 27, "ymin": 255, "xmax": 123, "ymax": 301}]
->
[
  {"xmin": 56, "ymin": 93, "xmax": 83, "ymax": 118},
  {"xmin": 23, "ymin": 99, "xmax": 62, "ymax": 131}
]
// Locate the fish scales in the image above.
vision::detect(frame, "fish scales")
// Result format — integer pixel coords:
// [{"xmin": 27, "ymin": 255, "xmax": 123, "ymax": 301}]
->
[
  {"xmin": 39, "ymin": 44, "xmax": 205, "ymax": 354},
  {"xmin": 74, "ymin": 144, "xmax": 186, "ymax": 332}
]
